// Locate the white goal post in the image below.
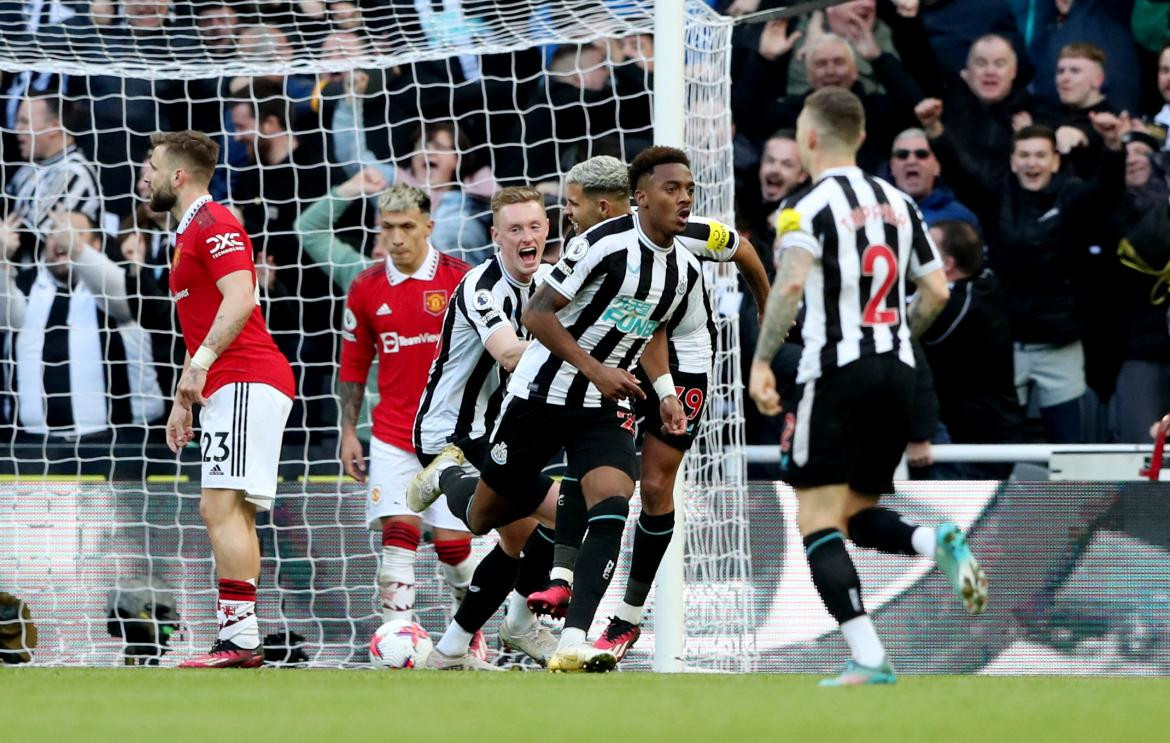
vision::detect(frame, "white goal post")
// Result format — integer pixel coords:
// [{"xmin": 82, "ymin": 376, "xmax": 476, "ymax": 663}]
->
[{"xmin": 0, "ymin": 0, "xmax": 752, "ymax": 670}]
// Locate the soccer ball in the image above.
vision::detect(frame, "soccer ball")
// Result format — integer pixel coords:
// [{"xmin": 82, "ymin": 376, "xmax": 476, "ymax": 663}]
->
[{"xmin": 368, "ymin": 620, "xmax": 433, "ymax": 669}]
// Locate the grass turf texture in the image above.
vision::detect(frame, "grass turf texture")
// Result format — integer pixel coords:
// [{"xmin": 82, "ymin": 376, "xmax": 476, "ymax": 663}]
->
[{"xmin": 4, "ymin": 669, "xmax": 1169, "ymax": 742}]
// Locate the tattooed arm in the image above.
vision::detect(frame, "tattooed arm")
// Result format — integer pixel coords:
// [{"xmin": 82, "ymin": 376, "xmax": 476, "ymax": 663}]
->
[
  {"xmin": 754, "ymin": 246, "xmax": 812, "ymax": 363},
  {"xmin": 338, "ymin": 381, "xmax": 367, "ymax": 482},
  {"xmin": 749, "ymin": 246, "xmax": 813, "ymax": 416},
  {"xmin": 908, "ymin": 267, "xmax": 950, "ymax": 339},
  {"xmin": 174, "ymin": 269, "xmax": 256, "ymax": 409}
]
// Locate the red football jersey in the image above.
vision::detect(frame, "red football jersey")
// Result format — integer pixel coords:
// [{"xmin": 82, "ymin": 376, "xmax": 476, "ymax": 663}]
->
[
  {"xmin": 339, "ymin": 247, "xmax": 469, "ymax": 451},
  {"xmin": 169, "ymin": 196, "xmax": 295, "ymax": 400}
]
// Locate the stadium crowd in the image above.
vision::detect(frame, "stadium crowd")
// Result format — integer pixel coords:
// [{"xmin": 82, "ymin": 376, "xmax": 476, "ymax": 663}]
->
[{"xmin": 1, "ymin": 0, "xmax": 1169, "ymax": 475}]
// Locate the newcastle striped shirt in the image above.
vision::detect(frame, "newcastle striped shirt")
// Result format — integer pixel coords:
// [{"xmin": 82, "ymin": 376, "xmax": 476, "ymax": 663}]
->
[
  {"xmin": 413, "ymin": 254, "xmax": 540, "ymax": 455},
  {"xmin": 507, "ymin": 213, "xmax": 700, "ymax": 408},
  {"xmin": 777, "ymin": 166, "xmax": 941, "ymax": 384}
]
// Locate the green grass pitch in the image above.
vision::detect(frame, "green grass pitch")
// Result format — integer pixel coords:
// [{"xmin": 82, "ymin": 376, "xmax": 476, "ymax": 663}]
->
[{"xmin": 5, "ymin": 669, "xmax": 1169, "ymax": 742}]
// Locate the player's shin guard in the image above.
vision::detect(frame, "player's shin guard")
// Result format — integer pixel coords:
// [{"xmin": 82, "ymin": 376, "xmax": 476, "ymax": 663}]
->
[
  {"xmin": 804, "ymin": 528, "xmax": 886, "ymax": 666},
  {"xmin": 379, "ymin": 521, "xmax": 420, "ymax": 622},
  {"xmin": 552, "ymin": 476, "xmax": 586, "ymax": 585},
  {"xmin": 452, "ymin": 546, "xmax": 519, "ymax": 638},
  {"xmin": 440, "ymin": 469, "xmax": 478, "ymax": 528},
  {"xmin": 435, "ymin": 544, "xmax": 519, "ymax": 658},
  {"xmin": 847, "ymin": 507, "xmax": 933, "ymax": 557},
  {"xmin": 435, "ymin": 538, "xmax": 475, "ymax": 605},
  {"xmin": 617, "ymin": 511, "xmax": 675, "ymax": 624},
  {"xmin": 506, "ymin": 525, "xmax": 555, "ymax": 634},
  {"xmin": 217, "ymin": 578, "xmax": 260, "ymax": 649},
  {"xmin": 516, "ymin": 525, "xmax": 555, "ymax": 597},
  {"xmin": 804, "ymin": 529, "xmax": 865, "ymax": 624},
  {"xmin": 563, "ymin": 497, "xmax": 629, "ymax": 642}
]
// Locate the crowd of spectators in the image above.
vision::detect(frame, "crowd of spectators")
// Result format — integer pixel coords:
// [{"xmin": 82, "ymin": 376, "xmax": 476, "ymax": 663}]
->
[{"xmin": 0, "ymin": 0, "xmax": 1168, "ymax": 475}]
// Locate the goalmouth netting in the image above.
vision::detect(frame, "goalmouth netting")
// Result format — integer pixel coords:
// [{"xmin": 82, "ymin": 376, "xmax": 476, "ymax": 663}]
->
[{"xmin": 0, "ymin": 0, "xmax": 752, "ymax": 670}]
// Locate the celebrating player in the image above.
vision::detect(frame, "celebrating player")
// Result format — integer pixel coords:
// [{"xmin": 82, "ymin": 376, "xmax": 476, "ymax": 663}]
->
[
  {"xmin": 528, "ymin": 155, "xmax": 771, "ymax": 662},
  {"xmin": 748, "ymin": 88, "xmax": 988, "ymax": 686},
  {"xmin": 151, "ymin": 130, "xmax": 295, "ymax": 668},
  {"xmin": 412, "ymin": 146, "xmax": 699, "ymax": 672},
  {"xmin": 412, "ymin": 187, "xmax": 560, "ymax": 670},
  {"xmin": 336, "ymin": 184, "xmax": 481, "ymax": 641}
]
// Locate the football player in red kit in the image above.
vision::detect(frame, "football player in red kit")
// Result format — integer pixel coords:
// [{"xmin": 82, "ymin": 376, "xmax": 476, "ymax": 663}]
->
[
  {"xmin": 337, "ymin": 184, "xmax": 481, "ymax": 644},
  {"xmin": 150, "ymin": 130, "xmax": 295, "ymax": 668}
]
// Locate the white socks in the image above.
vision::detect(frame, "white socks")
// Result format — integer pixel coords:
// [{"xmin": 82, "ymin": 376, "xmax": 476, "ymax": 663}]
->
[
  {"xmin": 217, "ymin": 578, "xmax": 259, "ymax": 649},
  {"xmin": 505, "ymin": 590, "xmax": 537, "ymax": 634},
  {"xmin": 550, "ymin": 567, "xmax": 574, "ymax": 585},
  {"xmin": 440, "ymin": 557, "xmax": 476, "ymax": 606},
  {"xmin": 436, "ymin": 622, "xmax": 474, "ymax": 657},
  {"xmin": 557, "ymin": 627, "xmax": 586, "ymax": 650},
  {"xmin": 911, "ymin": 527, "xmax": 937, "ymax": 558},
  {"xmin": 840, "ymin": 615, "xmax": 886, "ymax": 667},
  {"xmin": 378, "ymin": 545, "xmax": 416, "ymax": 622},
  {"xmin": 615, "ymin": 601, "xmax": 644, "ymax": 625}
]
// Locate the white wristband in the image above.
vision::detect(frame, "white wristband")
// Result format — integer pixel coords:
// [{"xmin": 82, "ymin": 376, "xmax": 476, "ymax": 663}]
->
[
  {"xmin": 190, "ymin": 345, "xmax": 218, "ymax": 372},
  {"xmin": 652, "ymin": 374, "xmax": 677, "ymax": 400}
]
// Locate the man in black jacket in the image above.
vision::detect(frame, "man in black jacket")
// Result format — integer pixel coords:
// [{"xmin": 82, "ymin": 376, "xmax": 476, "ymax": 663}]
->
[
  {"xmin": 731, "ymin": 31, "xmax": 918, "ymax": 172},
  {"xmin": 877, "ymin": 1, "xmax": 1033, "ymax": 179},
  {"xmin": 917, "ymin": 97, "xmax": 1128, "ymax": 443},
  {"xmin": 921, "ymin": 220, "xmax": 1023, "ymax": 478}
]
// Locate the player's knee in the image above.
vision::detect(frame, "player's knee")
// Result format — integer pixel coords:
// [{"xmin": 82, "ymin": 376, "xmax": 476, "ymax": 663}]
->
[
  {"xmin": 198, "ymin": 490, "xmax": 238, "ymax": 528},
  {"xmin": 587, "ymin": 495, "xmax": 630, "ymax": 532},
  {"xmin": 797, "ymin": 505, "xmax": 844, "ymax": 537},
  {"xmin": 639, "ymin": 474, "xmax": 675, "ymax": 515},
  {"xmin": 465, "ymin": 503, "xmax": 492, "ymax": 537}
]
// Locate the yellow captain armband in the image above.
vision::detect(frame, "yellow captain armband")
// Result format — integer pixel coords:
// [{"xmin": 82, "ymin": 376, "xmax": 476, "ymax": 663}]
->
[
  {"xmin": 706, "ymin": 220, "xmax": 732, "ymax": 251},
  {"xmin": 776, "ymin": 208, "xmax": 803, "ymax": 236}
]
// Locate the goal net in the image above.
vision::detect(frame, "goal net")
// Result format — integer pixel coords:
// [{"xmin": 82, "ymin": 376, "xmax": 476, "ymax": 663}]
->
[{"xmin": 0, "ymin": 0, "xmax": 751, "ymax": 670}]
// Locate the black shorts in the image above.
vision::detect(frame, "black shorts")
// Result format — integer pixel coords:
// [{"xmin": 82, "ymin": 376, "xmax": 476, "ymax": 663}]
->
[
  {"xmin": 479, "ymin": 396, "xmax": 639, "ymax": 498},
  {"xmin": 416, "ymin": 436, "xmax": 488, "ymax": 469},
  {"xmin": 779, "ymin": 353, "xmax": 913, "ymax": 495},
  {"xmin": 633, "ymin": 367, "xmax": 709, "ymax": 452}
]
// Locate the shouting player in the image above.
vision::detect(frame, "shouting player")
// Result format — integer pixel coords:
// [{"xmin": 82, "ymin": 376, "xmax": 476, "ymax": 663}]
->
[
  {"xmin": 749, "ymin": 88, "xmax": 988, "ymax": 686},
  {"xmin": 528, "ymin": 155, "xmax": 771, "ymax": 661},
  {"xmin": 412, "ymin": 146, "xmax": 700, "ymax": 672},
  {"xmin": 152, "ymin": 130, "xmax": 295, "ymax": 668},
  {"xmin": 336, "ymin": 184, "xmax": 481, "ymax": 641},
  {"xmin": 413, "ymin": 187, "xmax": 560, "ymax": 669}
]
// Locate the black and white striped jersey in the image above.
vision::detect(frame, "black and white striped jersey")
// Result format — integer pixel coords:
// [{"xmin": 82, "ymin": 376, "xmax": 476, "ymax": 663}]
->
[
  {"xmin": 4, "ymin": 144, "xmax": 102, "ymax": 238},
  {"xmin": 777, "ymin": 166, "xmax": 941, "ymax": 383},
  {"xmin": 507, "ymin": 214, "xmax": 701, "ymax": 408},
  {"xmin": 2, "ymin": 266, "xmax": 164, "ymax": 436},
  {"xmin": 413, "ymin": 254, "xmax": 539, "ymax": 454},
  {"xmin": 667, "ymin": 216, "xmax": 740, "ymax": 374}
]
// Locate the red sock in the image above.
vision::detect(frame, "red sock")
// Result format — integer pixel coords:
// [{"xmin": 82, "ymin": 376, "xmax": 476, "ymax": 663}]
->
[
  {"xmin": 382, "ymin": 521, "xmax": 421, "ymax": 550},
  {"xmin": 434, "ymin": 538, "xmax": 472, "ymax": 566},
  {"xmin": 218, "ymin": 578, "xmax": 256, "ymax": 603}
]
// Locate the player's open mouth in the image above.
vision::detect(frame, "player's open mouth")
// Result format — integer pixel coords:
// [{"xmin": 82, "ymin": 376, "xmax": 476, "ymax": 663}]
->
[
  {"xmin": 519, "ymin": 247, "xmax": 539, "ymax": 261},
  {"xmin": 678, "ymin": 209, "xmax": 691, "ymax": 221}
]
